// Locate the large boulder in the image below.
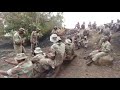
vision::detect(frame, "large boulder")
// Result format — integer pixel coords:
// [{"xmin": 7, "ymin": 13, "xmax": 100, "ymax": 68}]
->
[{"xmin": 94, "ymin": 55, "xmax": 114, "ymax": 66}]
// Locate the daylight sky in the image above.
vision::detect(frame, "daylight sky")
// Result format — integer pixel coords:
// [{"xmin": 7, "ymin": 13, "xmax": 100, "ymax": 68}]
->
[{"xmin": 62, "ymin": 12, "xmax": 120, "ymax": 29}]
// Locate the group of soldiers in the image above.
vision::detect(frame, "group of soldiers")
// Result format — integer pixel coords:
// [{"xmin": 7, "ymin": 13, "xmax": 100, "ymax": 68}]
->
[
  {"xmin": 72, "ymin": 21, "xmax": 113, "ymax": 66},
  {"xmin": 74, "ymin": 21, "xmax": 97, "ymax": 30},
  {"xmin": 0, "ymin": 19, "xmax": 118, "ymax": 78},
  {"xmin": 0, "ymin": 26, "xmax": 77, "ymax": 78}
]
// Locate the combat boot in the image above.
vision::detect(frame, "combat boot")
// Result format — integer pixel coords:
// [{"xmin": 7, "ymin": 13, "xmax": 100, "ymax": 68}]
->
[{"xmin": 86, "ymin": 59, "xmax": 93, "ymax": 66}]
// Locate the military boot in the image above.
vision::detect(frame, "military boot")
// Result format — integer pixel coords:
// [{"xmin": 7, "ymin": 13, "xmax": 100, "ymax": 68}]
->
[{"xmin": 86, "ymin": 59, "xmax": 94, "ymax": 66}]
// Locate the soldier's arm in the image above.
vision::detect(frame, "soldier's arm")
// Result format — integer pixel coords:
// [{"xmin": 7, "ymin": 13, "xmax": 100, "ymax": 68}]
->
[
  {"xmin": 30, "ymin": 32, "xmax": 34, "ymax": 43},
  {"xmin": 4, "ymin": 59, "xmax": 18, "ymax": 65},
  {"xmin": 102, "ymin": 44, "xmax": 111, "ymax": 53},
  {"xmin": 14, "ymin": 35, "xmax": 22, "ymax": 45},
  {"xmin": 48, "ymin": 60, "xmax": 55, "ymax": 69},
  {"xmin": 0, "ymin": 70, "xmax": 9, "ymax": 76},
  {"xmin": 31, "ymin": 56, "xmax": 39, "ymax": 63}
]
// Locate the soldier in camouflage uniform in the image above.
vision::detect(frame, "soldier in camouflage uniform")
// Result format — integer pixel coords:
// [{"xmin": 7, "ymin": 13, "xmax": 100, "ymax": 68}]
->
[
  {"xmin": 31, "ymin": 47, "xmax": 55, "ymax": 78},
  {"xmin": 13, "ymin": 28, "xmax": 26, "ymax": 54},
  {"xmin": 86, "ymin": 36, "xmax": 112, "ymax": 66},
  {"xmin": 64, "ymin": 39, "xmax": 77, "ymax": 61},
  {"xmin": 47, "ymin": 34, "xmax": 65, "ymax": 77},
  {"xmin": 0, "ymin": 53, "xmax": 33, "ymax": 78},
  {"xmin": 30, "ymin": 28, "xmax": 43, "ymax": 56}
]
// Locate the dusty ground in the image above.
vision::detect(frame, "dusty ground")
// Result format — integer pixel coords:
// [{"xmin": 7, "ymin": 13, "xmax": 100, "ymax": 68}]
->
[{"xmin": 1, "ymin": 30, "xmax": 120, "ymax": 78}]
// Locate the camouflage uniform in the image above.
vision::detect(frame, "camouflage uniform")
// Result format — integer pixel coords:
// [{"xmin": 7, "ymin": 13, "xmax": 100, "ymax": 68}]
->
[
  {"xmin": 99, "ymin": 28, "xmax": 111, "ymax": 46},
  {"xmin": 13, "ymin": 32, "xmax": 26, "ymax": 54},
  {"xmin": 90, "ymin": 41, "xmax": 111, "ymax": 62},
  {"xmin": 30, "ymin": 31, "xmax": 38, "ymax": 55},
  {"xmin": 51, "ymin": 29, "xmax": 59, "ymax": 34},
  {"xmin": 51, "ymin": 42, "xmax": 65, "ymax": 67},
  {"xmin": 65, "ymin": 42, "xmax": 76, "ymax": 60},
  {"xmin": 31, "ymin": 54, "xmax": 55, "ymax": 78},
  {"xmin": 7, "ymin": 60, "xmax": 33, "ymax": 78},
  {"xmin": 82, "ymin": 36, "xmax": 88, "ymax": 48},
  {"xmin": 47, "ymin": 42, "xmax": 65, "ymax": 77}
]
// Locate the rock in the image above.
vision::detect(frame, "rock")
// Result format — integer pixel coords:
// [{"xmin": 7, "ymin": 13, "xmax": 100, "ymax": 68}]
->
[{"xmin": 94, "ymin": 55, "xmax": 114, "ymax": 66}]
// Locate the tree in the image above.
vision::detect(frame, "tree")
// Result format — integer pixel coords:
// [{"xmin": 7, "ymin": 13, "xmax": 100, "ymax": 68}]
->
[{"xmin": 2, "ymin": 12, "xmax": 64, "ymax": 41}]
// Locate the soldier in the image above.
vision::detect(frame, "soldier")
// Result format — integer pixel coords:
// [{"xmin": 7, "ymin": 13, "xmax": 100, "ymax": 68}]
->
[
  {"xmin": 13, "ymin": 28, "xmax": 26, "ymax": 54},
  {"xmin": 92, "ymin": 21, "xmax": 97, "ymax": 30},
  {"xmin": 82, "ymin": 36, "xmax": 88, "ymax": 48},
  {"xmin": 81, "ymin": 22, "xmax": 85, "ymax": 30},
  {"xmin": 30, "ymin": 28, "xmax": 42, "ymax": 55},
  {"xmin": 83, "ymin": 28, "xmax": 89, "ymax": 38},
  {"xmin": 86, "ymin": 36, "xmax": 112, "ymax": 66},
  {"xmin": 73, "ymin": 33, "xmax": 81, "ymax": 49},
  {"xmin": 75, "ymin": 22, "xmax": 80, "ymax": 30},
  {"xmin": 31, "ymin": 47, "xmax": 55, "ymax": 78},
  {"xmin": 88, "ymin": 22, "xmax": 92, "ymax": 29},
  {"xmin": 116, "ymin": 19, "xmax": 120, "ymax": 32},
  {"xmin": 99, "ymin": 25, "xmax": 111, "ymax": 46},
  {"xmin": 47, "ymin": 34, "xmax": 65, "ymax": 77},
  {"xmin": 51, "ymin": 26, "xmax": 58, "ymax": 34},
  {"xmin": 64, "ymin": 39, "xmax": 77, "ymax": 61},
  {"xmin": 0, "ymin": 53, "xmax": 33, "ymax": 78}
]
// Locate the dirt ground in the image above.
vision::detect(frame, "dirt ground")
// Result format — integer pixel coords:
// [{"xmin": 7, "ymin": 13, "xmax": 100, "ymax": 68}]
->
[{"xmin": 1, "ymin": 30, "xmax": 120, "ymax": 78}]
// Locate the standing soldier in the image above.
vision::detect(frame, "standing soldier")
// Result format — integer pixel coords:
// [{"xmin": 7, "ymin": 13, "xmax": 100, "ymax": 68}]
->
[
  {"xmin": 30, "ymin": 28, "xmax": 43, "ymax": 56},
  {"xmin": 75, "ymin": 22, "xmax": 80, "ymax": 30},
  {"xmin": 13, "ymin": 28, "xmax": 26, "ymax": 54},
  {"xmin": 51, "ymin": 26, "xmax": 58, "ymax": 34},
  {"xmin": 81, "ymin": 22, "xmax": 85, "ymax": 30},
  {"xmin": 88, "ymin": 22, "xmax": 92, "ymax": 30},
  {"xmin": 92, "ymin": 21, "xmax": 97, "ymax": 30}
]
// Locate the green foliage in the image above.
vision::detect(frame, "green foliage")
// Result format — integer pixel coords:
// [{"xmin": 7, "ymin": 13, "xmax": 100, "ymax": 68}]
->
[{"xmin": 3, "ymin": 12, "xmax": 64, "ymax": 40}]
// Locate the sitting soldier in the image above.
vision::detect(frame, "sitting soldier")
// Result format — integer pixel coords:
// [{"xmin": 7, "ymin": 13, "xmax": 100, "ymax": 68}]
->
[
  {"xmin": 64, "ymin": 39, "xmax": 77, "ymax": 61},
  {"xmin": 46, "ymin": 34, "xmax": 65, "ymax": 78},
  {"xmin": 86, "ymin": 36, "xmax": 112, "ymax": 66},
  {"xmin": 82, "ymin": 36, "xmax": 88, "ymax": 48},
  {"xmin": 73, "ymin": 33, "xmax": 80, "ymax": 49},
  {"xmin": 99, "ymin": 26, "xmax": 111, "ymax": 46},
  {"xmin": 0, "ymin": 53, "xmax": 33, "ymax": 78},
  {"xmin": 31, "ymin": 47, "xmax": 55, "ymax": 78},
  {"xmin": 83, "ymin": 28, "xmax": 89, "ymax": 38}
]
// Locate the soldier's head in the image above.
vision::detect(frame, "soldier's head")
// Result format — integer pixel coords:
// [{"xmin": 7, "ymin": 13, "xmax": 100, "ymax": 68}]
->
[
  {"xmin": 50, "ymin": 34, "xmax": 59, "ymax": 43},
  {"xmin": 34, "ymin": 47, "xmax": 43, "ymax": 55},
  {"xmin": 102, "ymin": 36, "xmax": 109, "ymax": 42},
  {"xmin": 84, "ymin": 36, "xmax": 87, "ymax": 40},
  {"xmin": 14, "ymin": 53, "xmax": 27, "ymax": 63},
  {"xmin": 36, "ymin": 28, "xmax": 41, "ymax": 33},
  {"xmin": 57, "ymin": 36, "xmax": 62, "ymax": 43},
  {"xmin": 18, "ymin": 28, "xmax": 25, "ymax": 35},
  {"xmin": 67, "ymin": 37, "xmax": 72, "ymax": 42},
  {"xmin": 54, "ymin": 26, "xmax": 57, "ymax": 30},
  {"xmin": 65, "ymin": 39, "xmax": 72, "ymax": 45}
]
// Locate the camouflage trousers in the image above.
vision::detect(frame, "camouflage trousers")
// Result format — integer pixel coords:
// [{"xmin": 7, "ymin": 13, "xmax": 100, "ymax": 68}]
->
[
  {"xmin": 14, "ymin": 45, "xmax": 26, "ymax": 54},
  {"xmin": 90, "ymin": 50, "xmax": 107, "ymax": 61},
  {"xmin": 31, "ymin": 43, "xmax": 37, "ymax": 55}
]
